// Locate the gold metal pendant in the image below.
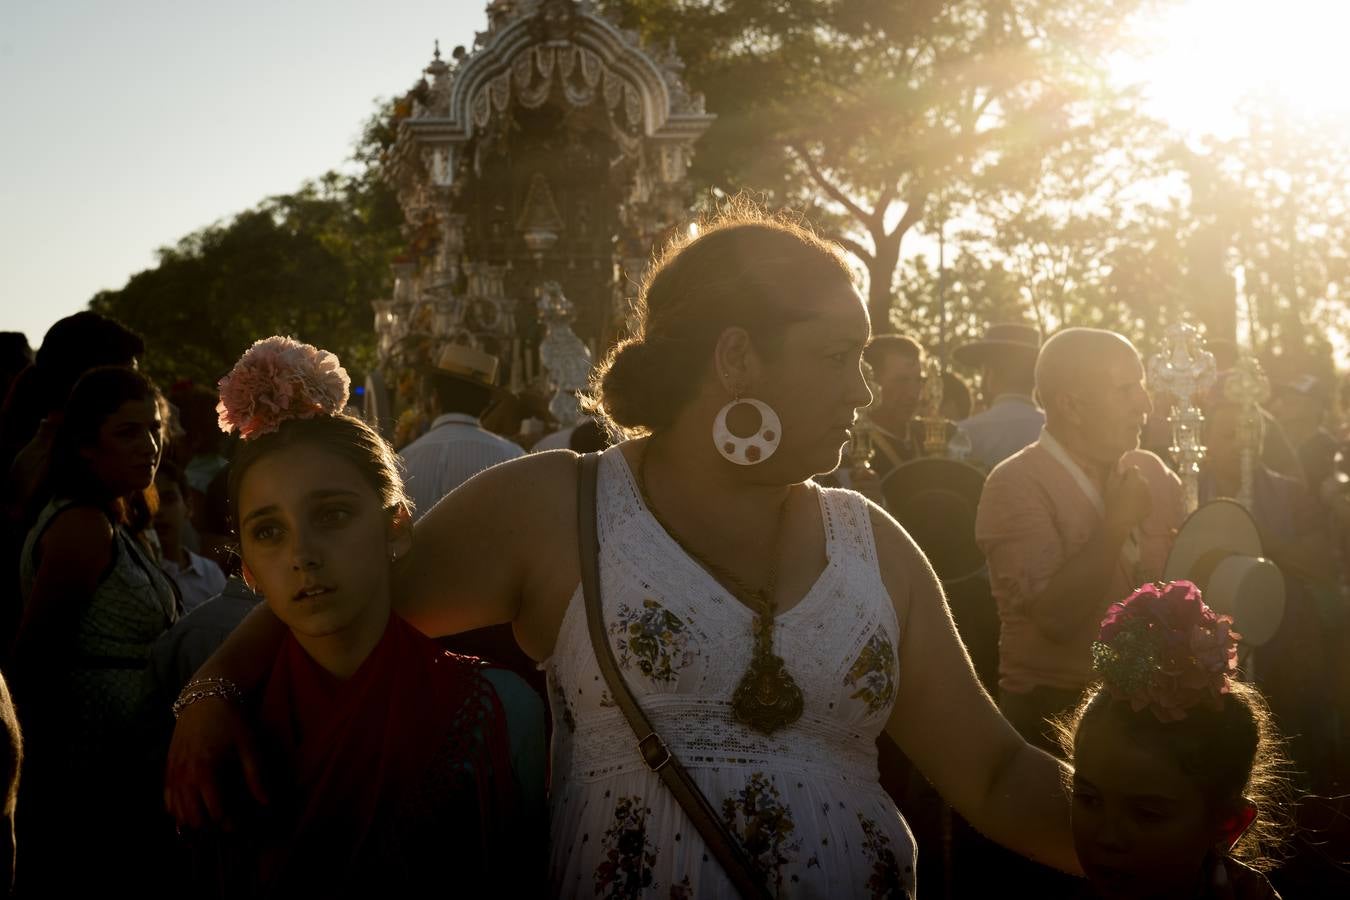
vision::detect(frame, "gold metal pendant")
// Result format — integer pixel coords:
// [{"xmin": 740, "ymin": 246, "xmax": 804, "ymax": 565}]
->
[{"xmin": 731, "ymin": 650, "xmax": 804, "ymax": 735}]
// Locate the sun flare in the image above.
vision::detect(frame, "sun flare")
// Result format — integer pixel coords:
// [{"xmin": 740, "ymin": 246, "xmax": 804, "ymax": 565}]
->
[{"xmin": 1110, "ymin": 0, "xmax": 1350, "ymax": 137}]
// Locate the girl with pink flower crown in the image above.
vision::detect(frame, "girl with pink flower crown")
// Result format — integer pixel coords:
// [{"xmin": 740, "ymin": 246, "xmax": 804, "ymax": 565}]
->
[
  {"xmin": 181, "ymin": 337, "xmax": 544, "ymax": 897},
  {"xmin": 1058, "ymin": 581, "xmax": 1293, "ymax": 900}
]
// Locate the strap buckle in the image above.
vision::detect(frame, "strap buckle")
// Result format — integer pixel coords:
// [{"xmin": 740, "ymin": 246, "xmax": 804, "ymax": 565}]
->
[{"xmin": 637, "ymin": 732, "xmax": 672, "ymax": 771}]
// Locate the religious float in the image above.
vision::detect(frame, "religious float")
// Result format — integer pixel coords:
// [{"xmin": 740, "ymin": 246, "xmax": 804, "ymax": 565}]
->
[{"xmin": 365, "ymin": 0, "xmax": 713, "ymax": 440}]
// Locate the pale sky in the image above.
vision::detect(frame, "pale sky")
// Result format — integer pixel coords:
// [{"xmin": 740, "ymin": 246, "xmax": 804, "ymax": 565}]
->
[
  {"xmin": 0, "ymin": 0, "xmax": 484, "ymax": 347},
  {"xmin": 3, "ymin": 0, "xmax": 1346, "ymax": 350}
]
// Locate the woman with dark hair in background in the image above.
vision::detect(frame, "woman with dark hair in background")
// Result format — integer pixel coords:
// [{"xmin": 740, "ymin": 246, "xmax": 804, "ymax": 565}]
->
[
  {"xmin": 12, "ymin": 365, "xmax": 177, "ymax": 894},
  {"xmin": 0, "ymin": 313, "xmax": 145, "ymax": 651}
]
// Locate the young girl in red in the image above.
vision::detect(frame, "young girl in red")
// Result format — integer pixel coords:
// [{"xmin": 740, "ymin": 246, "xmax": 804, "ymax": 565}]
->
[
  {"xmin": 182, "ymin": 337, "xmax": 543, "ymax": 896},
  {"xmin": 1061, "ymin": 581, "xmax": 1291, "ymax": 899}
]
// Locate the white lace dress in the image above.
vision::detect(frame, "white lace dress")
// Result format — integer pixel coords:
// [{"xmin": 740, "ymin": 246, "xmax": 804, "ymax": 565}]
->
[{"xmin": 543, "ymin": 448, "xmax": 916, "ymax": 899}]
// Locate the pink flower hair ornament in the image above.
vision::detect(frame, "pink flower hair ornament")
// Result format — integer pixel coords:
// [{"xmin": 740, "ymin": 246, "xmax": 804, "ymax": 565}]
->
[
  {"xmin": 216, "ymin": 336, "xmax": 351, "ymax": 440},
  {"xmin": 1091, "ymin": 580, "xmax": 1241, "ymax": 723}
]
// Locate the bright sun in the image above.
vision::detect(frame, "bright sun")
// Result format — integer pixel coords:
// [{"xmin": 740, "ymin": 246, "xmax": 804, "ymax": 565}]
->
[{"xmin": 1110, "ymin": 0, "xmax": 1350, "ymax": 138}]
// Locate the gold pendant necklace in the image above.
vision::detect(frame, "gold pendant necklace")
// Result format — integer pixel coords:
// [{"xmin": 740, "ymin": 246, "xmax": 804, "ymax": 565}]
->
[{"xmin": 637, "ymin": 444, "xmax": 804, "ymax": 734}]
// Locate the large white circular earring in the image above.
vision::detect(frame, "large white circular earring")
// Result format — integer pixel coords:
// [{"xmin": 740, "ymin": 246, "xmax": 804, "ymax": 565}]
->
[{"xmin": 712, "ymin": 397, "xmax": 782, "ymax": 466}]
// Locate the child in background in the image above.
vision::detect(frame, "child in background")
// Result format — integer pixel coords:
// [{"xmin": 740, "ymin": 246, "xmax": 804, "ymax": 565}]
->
[
  {"xmin": 154, "ymin": 461, "xmax": 226, "ymax": 613},
  {"xmin": 1059, "ymin": 581, "xmax": 1291, "ymax": 899}
]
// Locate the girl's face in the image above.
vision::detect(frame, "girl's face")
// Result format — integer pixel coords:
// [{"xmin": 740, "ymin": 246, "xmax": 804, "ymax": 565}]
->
[
  {"xmin": 80, "ymin": 398, "xmax": 162, "ymax": 496},
  {"xmin": 237, "ymin": 442, "xmax": 406, "ymax": 644},
  {"xmin": 1072, "ymin": 712, "xmax": 1222, "ymax": 899},
  {"xmin": 748, "ymin": 288, "xmax": 874, "ymax": 479}
]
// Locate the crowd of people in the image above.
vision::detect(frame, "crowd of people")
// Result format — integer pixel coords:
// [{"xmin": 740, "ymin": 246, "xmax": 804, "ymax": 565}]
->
[{"xmin": 0, "ymin": 208, "xmax": 1344, "ymax": 897}]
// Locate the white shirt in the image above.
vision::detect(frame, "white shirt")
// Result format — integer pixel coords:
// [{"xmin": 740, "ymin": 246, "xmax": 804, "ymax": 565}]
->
[
  {"xmin": 957, "ymin": 394, "xmax": 1045, "ymax": 471},
  {"xmin": 399, "ymin": 413, "xmax": 525, "ymax": 520},
  {"xmin": 532, "ymin": 425, "xmax": 578, "ymax": 452},
  {"xmin": 160, "ymin": 550, "xmax": 228, "ymax": 614}
]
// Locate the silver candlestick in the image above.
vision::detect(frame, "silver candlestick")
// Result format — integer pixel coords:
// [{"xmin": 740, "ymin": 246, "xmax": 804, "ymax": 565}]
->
[{"xmin": 1148, "ymin": 323, "xmax": 1216, "ymax": 515}]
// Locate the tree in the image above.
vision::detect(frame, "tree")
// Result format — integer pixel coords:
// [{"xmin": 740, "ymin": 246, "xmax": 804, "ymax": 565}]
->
[
  {"xmin": 950, "ymin": 93, "xmax": 1188, "ymax": 344},
  {"xmin": 603, "ymin": 0, "xmax": 1153, "ymax": 330},
  {"xmin": 1179, "ymin": 105, "xmax": 1350, "ymax": 372},
  {"xmin": 90, "ymin": 167, "xmax": 403, "ymax": 387}
]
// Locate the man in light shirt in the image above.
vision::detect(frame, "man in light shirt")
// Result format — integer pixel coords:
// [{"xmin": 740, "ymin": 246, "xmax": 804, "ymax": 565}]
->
[
  {"xmin": 953, "ymin": 323, "xmax": 1045, "ymax": 471},
  {"xmin": 975, "ymin": 328, "xmax": 1185, "ymax": 750},
  {"xmin": 399, "ymin": 343, "xmax": 524, "ymax": 520}
]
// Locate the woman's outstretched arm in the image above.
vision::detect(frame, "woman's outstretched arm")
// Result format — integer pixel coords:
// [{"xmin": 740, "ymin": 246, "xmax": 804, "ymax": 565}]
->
[
  {"xmin": 163, "ymin": 604, "xmax": 286, "ymax": 829},
  {"xmin": 872, "ymin": 505, "xmax": 1082, "ymax": 876}
]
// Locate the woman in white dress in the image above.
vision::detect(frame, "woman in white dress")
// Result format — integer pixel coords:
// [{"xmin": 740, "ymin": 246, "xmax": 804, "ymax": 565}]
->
[{"xmin": 167, "ymin": 211, "xmax": 1080, "ymax": 897}]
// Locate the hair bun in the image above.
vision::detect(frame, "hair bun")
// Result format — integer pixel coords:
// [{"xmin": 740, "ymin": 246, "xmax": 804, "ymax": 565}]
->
[
  {"xmin": 594, "ymin": 339, "xmax": 684, "ymax": 433},
  {"xmin": 217, "ymin": 336, "xmax": 350, "ymax": 440}
]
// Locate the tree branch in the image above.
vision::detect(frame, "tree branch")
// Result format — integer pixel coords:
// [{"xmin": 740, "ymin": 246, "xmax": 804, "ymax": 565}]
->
[
  {"xmin": 829, "ymin": 233, "xmax": 875, "ymax": 265},
  {"xmin": 891, "ymin": 181, "xmax": 932, "ymax": 240},
  {"xmin": 790, "ymin": 144, "xmax": 879, "ymax": 229}
]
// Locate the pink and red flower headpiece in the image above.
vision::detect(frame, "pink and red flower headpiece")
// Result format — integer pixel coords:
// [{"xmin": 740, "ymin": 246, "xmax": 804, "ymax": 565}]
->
[
  {"xmin": 216, "ymin": 336, "xmax": 350, "ymax": 440},
  {"xmin": 1091, "ymin": 580, "xmax": 1241, "ymax": 722}
]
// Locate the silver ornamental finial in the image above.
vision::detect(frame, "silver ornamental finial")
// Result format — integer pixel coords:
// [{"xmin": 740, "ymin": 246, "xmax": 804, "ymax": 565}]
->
[
  {"xmin": 536, "ymin": 282, "xmax": 593, "ymax": 427},
  {"xmin": 918, "ymin": 358, "xmax": 947, "ymax": 457},
  {"xmin": 1148, "ymin": 323, "xmax": 1216, "ymax": 514}
]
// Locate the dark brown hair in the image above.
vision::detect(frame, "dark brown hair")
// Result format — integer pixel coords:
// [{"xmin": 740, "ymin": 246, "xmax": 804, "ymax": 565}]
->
[
  {"xmin": 1057, "ymin": 680, "xmax": 1293, "ymax": 871},
  {"xmin": 227, "ymin": 414, "xmax": 411, "ymax": 533},
  {"xmin": 863, "ymin": 334, "xmax": 924, "ymax": 372},
  {"xmin": 47, "ymin": 366, "xmax": 163, "ymax": 524},
  {"xmin": 587, "ymin": 203, "xmax": 858, "ymax": 435}
]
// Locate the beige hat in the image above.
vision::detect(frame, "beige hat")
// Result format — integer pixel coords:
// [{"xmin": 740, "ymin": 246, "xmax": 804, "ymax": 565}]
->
[
  {"xmin": 1163, "ymin": 499, "xmax": 1286, "ymax": 646},
  {"xmin": 435, "ymin": 343, "xmax": 500, "ymax": 387},
  {"xmin": 952, "ymin": 323, "xmax": 1041, "ymax": 367}
]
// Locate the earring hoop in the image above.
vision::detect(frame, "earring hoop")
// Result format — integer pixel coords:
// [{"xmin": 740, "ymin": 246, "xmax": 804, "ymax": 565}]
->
[{"xmin": 713, "ymin": 397, "xmax": 782, "ymax": 466}]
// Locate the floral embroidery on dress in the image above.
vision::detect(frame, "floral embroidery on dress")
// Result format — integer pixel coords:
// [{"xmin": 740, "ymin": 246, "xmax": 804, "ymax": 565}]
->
[
  {"xmin": 721, "ymin": 772, "xmax": 800, "ymax": 891},
  {"xmin": 549, "ymin": 671, "xmax": 576, "ymax": 733},
  {"xmin": 595, "ymin": 796, "xmax": 658, "ymax": 899},
  {"xmin": 668, "ymin": 876, "xmax": 693, "ymax": 900},
  {"xmin": 610, "ymin": 597, "xmax": 698, "ymax": 683},
  {"xmin": 858, "ymin": 813, "xmax": 911, "ymax": 899},
  {"xmin": 845, "ymin": 630, "xmax": 897, "ymax": 714}
]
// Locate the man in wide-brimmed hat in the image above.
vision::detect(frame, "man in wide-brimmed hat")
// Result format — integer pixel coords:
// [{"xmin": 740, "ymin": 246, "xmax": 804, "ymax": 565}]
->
[
  {"xmin": 399, "ymin": 343, "xmax": 524, "ymax": 519},
  {"xmin": 952, "ymin": 323, "xmax": 1043, "ymax": 471}
]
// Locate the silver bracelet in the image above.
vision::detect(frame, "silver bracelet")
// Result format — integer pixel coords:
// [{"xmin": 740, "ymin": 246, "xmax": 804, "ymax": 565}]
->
[{"xmin": 171, "ymin": 676, "xmax": 245, "ymax": 720}]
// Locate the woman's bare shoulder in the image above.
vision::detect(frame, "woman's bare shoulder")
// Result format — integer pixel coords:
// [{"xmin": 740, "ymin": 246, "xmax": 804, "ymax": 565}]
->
[
  {"xmin": 415, "ymin": 448, "xmax": 596, "ymax": 548},
  {"xmin": 39, "ymin": 505, "xmax": 114, "ymax": 550},
  {"xmin": 35, "ymin": 505, "xmax": 114, "ymax": 579}
]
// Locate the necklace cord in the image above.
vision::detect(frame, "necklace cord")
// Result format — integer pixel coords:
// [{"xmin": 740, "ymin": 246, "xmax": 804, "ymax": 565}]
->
[{"xmin": 635, "ymin": 442, "xmax": 789, "ymax": 620}]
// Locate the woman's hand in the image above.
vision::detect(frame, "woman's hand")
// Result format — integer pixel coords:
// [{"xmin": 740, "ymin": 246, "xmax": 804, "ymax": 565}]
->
[{"xmin": 164, "ymin": 697, "xmax": 269, "ymax": 832}]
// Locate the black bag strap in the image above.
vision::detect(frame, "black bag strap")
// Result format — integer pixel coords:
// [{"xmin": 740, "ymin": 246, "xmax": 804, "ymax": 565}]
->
[{"xmin": 576, "ymin": 453, "xmax": 772, "ymax": 900}]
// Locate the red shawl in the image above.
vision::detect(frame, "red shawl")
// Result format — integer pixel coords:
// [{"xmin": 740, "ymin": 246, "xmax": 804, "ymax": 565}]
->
[{"xmin": 255, "ymin": 614, "xmax": 513, "ymax": 893}]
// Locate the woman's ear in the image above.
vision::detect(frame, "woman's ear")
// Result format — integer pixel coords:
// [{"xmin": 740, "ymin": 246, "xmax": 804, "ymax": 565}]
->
[
  {"xmin": 1216, "ymin": 798, "xmax": 1258, "ymax": 853},
  {"xmin": 711, "ymin": 326, "xmax": 759, "ymax": 396},
  {"xmin": 387, "ymin": 504, "xmax": 413, "ymax": 563}
]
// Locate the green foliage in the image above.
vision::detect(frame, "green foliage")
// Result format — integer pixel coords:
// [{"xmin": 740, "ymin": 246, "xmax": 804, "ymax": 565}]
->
[
  {"xmin": 90, "ymin": 167, "xmax": 403, "ymax": 388},
  {"xmin": 1181, "ymin": 106, "xmax": 1350, "ymax": 371},
  {"xmin": 602, "ymin": 0, "xmax": 1152, "ymax": 329}
]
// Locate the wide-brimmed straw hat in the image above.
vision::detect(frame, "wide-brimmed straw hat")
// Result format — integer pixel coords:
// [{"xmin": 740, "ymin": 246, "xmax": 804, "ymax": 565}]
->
[
  {"xmin": 435, "ymin": 343, "xmax": 500, "ymax": 388},
  {"xmin": 1163, "ymin": 499, "xmax": 1286, "ymax": 646},
  {"xmin": 952, "ymin": 323, "xmax": 1041, "ymax": 368}
]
